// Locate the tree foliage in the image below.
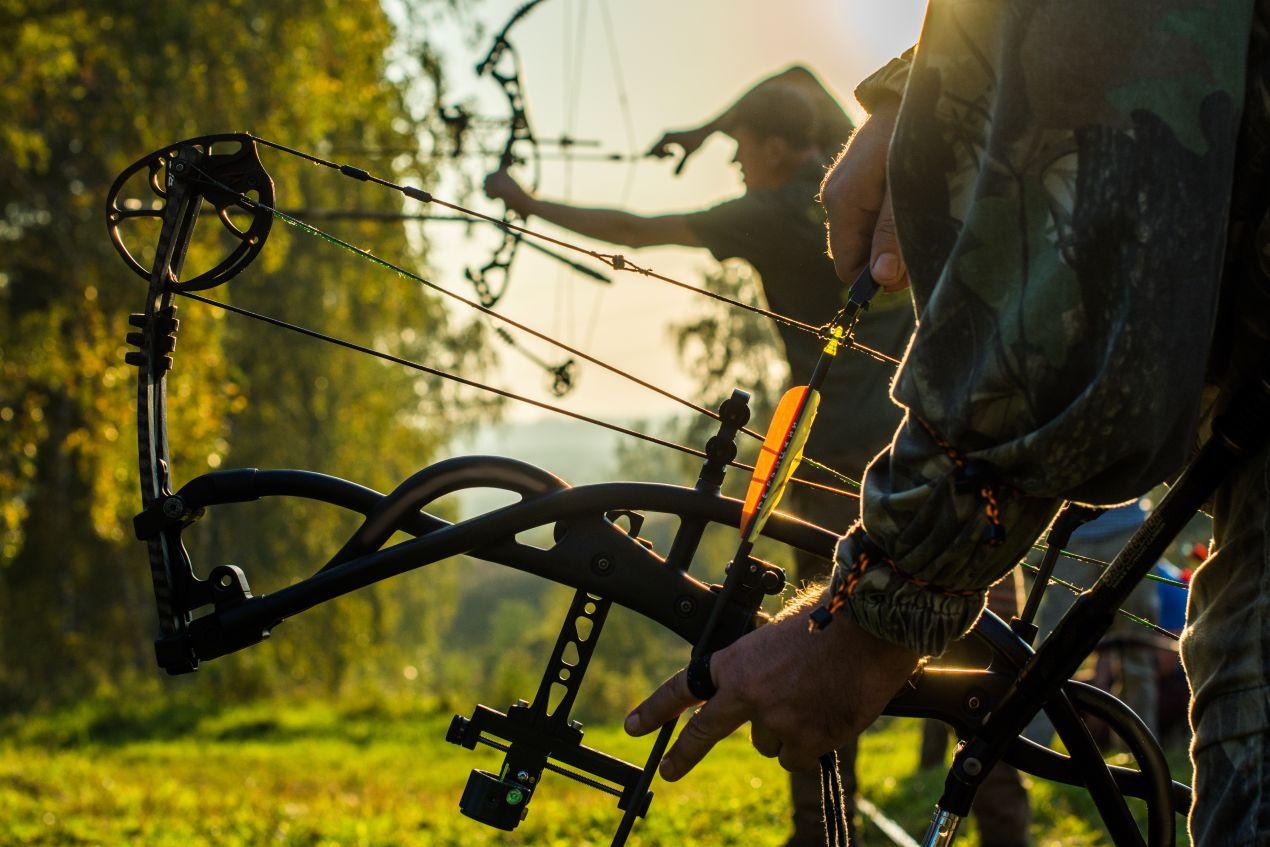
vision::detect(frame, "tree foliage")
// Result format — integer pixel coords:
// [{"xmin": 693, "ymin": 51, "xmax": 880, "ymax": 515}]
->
[{"xmin": 0, "ymin": 0, "xmax": 489, "ymax": 709}]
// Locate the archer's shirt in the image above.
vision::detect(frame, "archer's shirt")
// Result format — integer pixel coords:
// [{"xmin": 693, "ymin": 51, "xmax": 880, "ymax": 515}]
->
[
  {"xmin": 841, "ymin": 1, "xmax": 1270, "ymax": 657},
  {"xmin": 684, "ymin": 161, "xmax": 914, "ymax": 482}
]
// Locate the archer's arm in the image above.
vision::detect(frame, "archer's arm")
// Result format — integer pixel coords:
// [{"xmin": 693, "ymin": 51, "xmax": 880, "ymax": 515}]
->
[{"xmin": 484, "ymin": 170, "xmax": 698, "ymax": 248}]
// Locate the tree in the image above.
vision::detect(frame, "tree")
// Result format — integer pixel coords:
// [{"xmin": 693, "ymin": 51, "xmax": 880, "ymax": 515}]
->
[{"xmin": 0, "ymin": 0, "xmax": 487, "ymax": 709}]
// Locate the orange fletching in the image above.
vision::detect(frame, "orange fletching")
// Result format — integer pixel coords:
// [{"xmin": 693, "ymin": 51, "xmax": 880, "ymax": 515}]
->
[{"xmin": 741, "ymin": 386, "xmax": 819, "ymax": 539}]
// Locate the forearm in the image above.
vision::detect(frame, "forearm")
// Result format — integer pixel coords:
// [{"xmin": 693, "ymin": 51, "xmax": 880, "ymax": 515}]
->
[
  {"xmin": 521, "ymin": 197, "xmax": 694, "ymax": 249},
  {"xmin": 522, "ymin": 197, "xmax": 643, "ymax": 246}
]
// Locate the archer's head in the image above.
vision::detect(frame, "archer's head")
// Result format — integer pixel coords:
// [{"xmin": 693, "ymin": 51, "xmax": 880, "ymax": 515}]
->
[{"xmin": 724, "ymin": 85, "xmax": 819, "ymax": 191}]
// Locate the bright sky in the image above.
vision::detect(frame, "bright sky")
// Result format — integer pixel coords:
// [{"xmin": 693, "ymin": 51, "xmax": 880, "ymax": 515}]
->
[{"xmin": 426, "ymin": 0, "xmax": 926, "ymax": 421}]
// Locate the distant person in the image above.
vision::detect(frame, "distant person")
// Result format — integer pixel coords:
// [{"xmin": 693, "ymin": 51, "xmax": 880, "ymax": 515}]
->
[
  {"xmin": 485, "ymin": 64, "xmax": 1024, "ymax": 846},
  {"xmin": 486, "ymin": 65, "xmax": 903, "ymax": 843}
]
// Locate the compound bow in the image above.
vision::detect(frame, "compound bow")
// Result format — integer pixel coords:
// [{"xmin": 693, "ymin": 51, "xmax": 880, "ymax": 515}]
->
[
  {"xmin": 440, "ymin": 0, "xmax": 627, "ymax": 397},
  {"xmin": 108, "ymin": 134, "xmax": 1225, "ymax": 847}
]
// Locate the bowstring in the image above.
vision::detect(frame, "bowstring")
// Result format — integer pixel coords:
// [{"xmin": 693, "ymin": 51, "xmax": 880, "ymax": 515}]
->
[
  {"xmin": 199, "ymin": 146, "xmax": 1197, "ymax": 566},
  {"xmin": 584, "ymin": 0, "xmax": 639, "ymax": 354},
  {"xmin": 193, "ymin": 150, "xmax": 868, "ymax": 494},
  {"xmin": 599, "ymin": 0, "xmax": 639, "ymax": 208},
  {"xmin": 1050, "ymin": 547, "xmax": 1187, "ymax": 589},
  {"xmin": 184, "ymin": 160, "xmax": 860, "ymax": 501},
  {"xmin": 244, "ymin": 134, "xmax": 902, "ymax": 367},
  {"xmin": 1020, "ymin": 561, "xmax": 1181, "ymax": 641},
  {"xmin": 174, "ymin": 290, "xmax": 852, "ymax": 493}
]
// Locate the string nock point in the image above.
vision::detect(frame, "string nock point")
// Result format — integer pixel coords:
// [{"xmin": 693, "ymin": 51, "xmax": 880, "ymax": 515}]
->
[
  {"xmin": 403, "ymin": 186, "xmax": 433, "ymax": 204},
  {"xmin": 339, "ymin": 164, "xmax": 371, "ymax": 182},
  {"xmin": 822, "ymin": 324, "xmax": 844, "ymax": 356},
  {"xmin": 611, "ymin": 254, "xmax": 627, "ymax": 270}
]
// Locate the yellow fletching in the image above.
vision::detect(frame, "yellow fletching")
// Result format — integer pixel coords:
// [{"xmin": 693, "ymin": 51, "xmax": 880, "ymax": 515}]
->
[
  {"xmin": 740, "ymin": 386, "xmax": 821, "ymax": 540},
  {"xmin": 822, "ymin": 324, "xmax": 844, "ymax": 356}
]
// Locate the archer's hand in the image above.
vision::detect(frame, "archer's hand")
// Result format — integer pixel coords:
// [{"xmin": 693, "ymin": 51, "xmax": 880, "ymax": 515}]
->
[
  {"xmin": 625, "ymin": 592, "xmax": 920, "ymax": 779},
  {"xmin": 646, "ymin": 126, "xmax": 711, "ymax": 176},
  {"xmin": 820, "ymin": 100, "xmax": 909, "ymax": 292},
  {"xmin": 483, "ymin": 169, "xmax": 532, "ymax": 214}
]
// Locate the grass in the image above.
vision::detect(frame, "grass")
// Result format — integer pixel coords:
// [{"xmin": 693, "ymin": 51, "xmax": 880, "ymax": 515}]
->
[{"xmin": 0, "ymin": 701, "xmax": 1191, "ymax": 846}]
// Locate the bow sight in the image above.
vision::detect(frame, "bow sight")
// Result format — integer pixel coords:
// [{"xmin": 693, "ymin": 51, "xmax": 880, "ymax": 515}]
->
[{"xmin": 109, "ymin": 134, "xmax": 1232, "ymax": 847}]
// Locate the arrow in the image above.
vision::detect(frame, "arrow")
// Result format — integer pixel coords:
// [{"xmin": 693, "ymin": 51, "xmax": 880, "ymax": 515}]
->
[{"xmin": 609, "ymin": 267, "xmax": 881, "ymax": 846}]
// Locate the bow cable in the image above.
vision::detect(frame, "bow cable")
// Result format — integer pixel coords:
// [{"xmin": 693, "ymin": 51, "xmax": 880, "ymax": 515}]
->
[
  {"xmin": 185, "ymin": 141, "xmax": 1187, "ymax": 612},
  {"xmin": 172, "ymin": 145, "xmax": 1177, "ymax": 641},
  {"xmin": 1020, "ymin": 562, "xmax": 1180, "ymax": 641},
  {"xmin": 180, "ymin": 294, "xmax": 1176, "ymax": 638},
  {"xmin": 175, "ymin": 290, "xmax": 855, "ymax": 500},
  {"xmin": 188, "ymin": 157, "xmax": 868, "ymax": 495},
  {"xmin": 228, "ymin": 134, "xmax": 900, "ymax": 483}
]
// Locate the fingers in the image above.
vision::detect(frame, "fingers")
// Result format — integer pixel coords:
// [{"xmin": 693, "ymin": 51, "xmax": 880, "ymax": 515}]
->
[
  {"xmin": 624, "ymin": 667, "xmax": 699, "ymax": 737},
  {"xmin": 777, "ymin": 742, "xmax": 823, "ymax": 774},
  {"xmin": 750, "ymin": 722, "xmax": 781, "ymax": 758},
  {"xmin": 646, "ymin": 128, "xmax": 706, "ymax": 175},
  {"xmin": 625, "ymin": 660, "xmax": 747, "ymax": 782},
  {"xmin": 868, "ymin": 188, "xmax": 909, "ymax": 292},
  {"xmin": 819, "ymin": 104, "xmax": 899, "ymax": 286},
  {"xmin": 645, "ymin": 143, "xmax": 693, "ymax": 176},
  {"xmin": 659, "ymin": 697, "xmax": 747, "ymax": 781},
  {"xmin": 820, "ymin": 162, "xmax": 885, "ymax": 287}
]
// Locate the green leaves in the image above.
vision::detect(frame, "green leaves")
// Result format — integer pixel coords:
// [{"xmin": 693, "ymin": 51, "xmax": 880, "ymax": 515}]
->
[{"xmin": 0, "ymin": 0, "xmax": 484, "ymax": 708}]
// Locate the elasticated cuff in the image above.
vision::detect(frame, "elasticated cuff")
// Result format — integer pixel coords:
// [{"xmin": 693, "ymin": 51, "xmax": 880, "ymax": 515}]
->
[
  {"xmin": 832, "ymin": 531, "xmax": 986, "ymax": 657},
  {"xmin": 853, "ymin": 47, "xmax": 916, "ymax": 114}
]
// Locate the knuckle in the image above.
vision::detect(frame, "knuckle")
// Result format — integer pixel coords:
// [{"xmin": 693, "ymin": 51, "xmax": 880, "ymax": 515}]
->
[
  {"xmin": 683, "ymin": 713, "xmax": 713, "ymax": 741},
  {"xmin": 669, "ymin": 669, "xmax": 693, "ymax": 701}
]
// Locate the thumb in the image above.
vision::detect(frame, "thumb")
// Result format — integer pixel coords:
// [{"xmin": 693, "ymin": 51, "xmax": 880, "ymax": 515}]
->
[
  {"xmin": 673, "ymin": 149, "xmax": 692, "ymax": 177},
  {"xmin": 646, "ymin": 134, "xmax": 672, "ymax": 159},
  {"xmin": 869, "ymin": 189, "xmax": 909, "ymax": 293}
]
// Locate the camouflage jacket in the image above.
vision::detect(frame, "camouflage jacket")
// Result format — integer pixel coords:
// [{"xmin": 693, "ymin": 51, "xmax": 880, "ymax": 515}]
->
[{"xmin": 838, "ymin": 0, "xmax": 1270, "ymax": 655}]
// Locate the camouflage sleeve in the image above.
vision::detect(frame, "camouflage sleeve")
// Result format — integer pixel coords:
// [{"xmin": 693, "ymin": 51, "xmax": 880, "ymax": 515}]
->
[
  {"xmin": 837, "ymin": 0, "xmax": 1255, "ymax": 657},
  {"xmin": 853, "ymin": 47, "xmax": 915, "ymax": 114}
]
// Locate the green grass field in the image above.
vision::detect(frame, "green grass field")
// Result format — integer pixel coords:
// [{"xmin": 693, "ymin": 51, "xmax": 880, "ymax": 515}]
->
[{"xmin": 1, "ymin": 701, "xmax": 1189, "ymax": 846}]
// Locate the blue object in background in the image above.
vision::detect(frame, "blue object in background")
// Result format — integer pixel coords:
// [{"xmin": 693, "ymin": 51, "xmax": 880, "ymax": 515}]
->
[
  {"xmin": 1155, "ymin": 561, "xmax": 1189, "ymax": 633},
  {"xmin": 1071, "ymin": 501, "xmax": 1147, "ymax": 542}
]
